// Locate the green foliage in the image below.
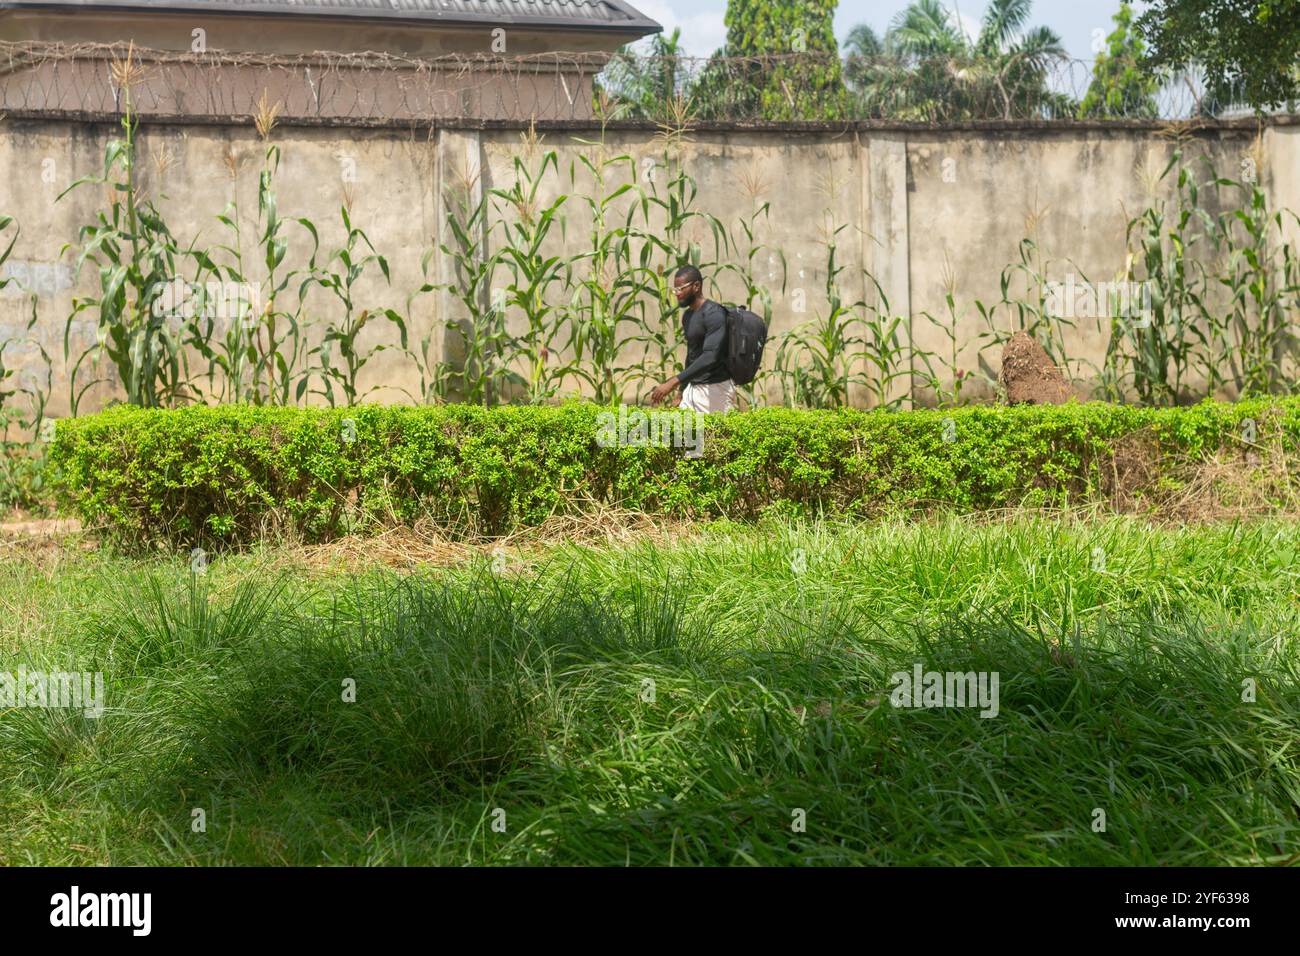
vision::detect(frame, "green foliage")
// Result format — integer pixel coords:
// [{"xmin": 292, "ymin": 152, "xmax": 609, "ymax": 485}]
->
[
  {"xmin": 1137, "ymin": 0, "xmax": 1300, "ymax": 111},
  {"xmin": 51, "ymin": 398, "xmax": 1300, "ymax": 549},
  {"xmin": 1207, "ymin": 174, "xmax": 1300, "ymax": 397},
  {"xmin": 0, "ymin": 216, "xmax": 54, "ymax": 510},
  {"xmin": 915, "ymin": 268, "xmax": 973, "ymax": 407},
  {"xmin": 410, "ymin": 130, "xmax": 736, "ymax": 409},
  {"xmin": 412, "ymin": 172, "xmax": 514, "ymax": 406},
  {"xmin": 1100, "ymin": 149, "xmax": 1300, "ymax": 404},
  {"xmin": 58, "ymin": 103, "xmax": 211, "ymax": 411},
  {"xmin": 299, "ymin": 206, "xmax": 407, "ymax": 406},
  {"xmin": 30, "ymin": 98, "xmax": 1300, "ymax": 418},
  {"xmin": 1078, "ymin": 3, "xmax": 1160, "ymax": 119},
  {"xmin": 623, "ymin": 147, "xmax": 728, "ymax": 398},
  {"xmin": 846, "ymin": 0, "xmax": 1074, "ymax": 121},
  {"xmin": 843, "ymin": 23, "xmax": 884, "ymax": 88},
  {"xmin": 975, "ymin": 237, "xmax": 1079, "ymax": 370},
  {"xmin": 564, "ymin": 144, "xmax": 650, "ymax": 404},
  {"xmin": 723, "ymin": 0, "xmax": 847, "ymax": 121},
  {"xmin": 1102, "ymin": 151, "xmax": 1211, "ymax": 404},
  {"xmin": 200, "ymin": 144, "xmax": 315, "ymax": 406},
  {"xmin": 490, "ymin": 148, "xmax": 575, "ymax": 403},
  {"xmin": 6, "ymin": 516, "xmax": 1300, "ymax": 864},
  {"xmin": 56, "ymin": 94, "xmax": 409, "ymax": 412},
  {"xmin": 772, "ymin": 228, "xmax": 915, "ymax": 410},
  {"xmin": 597, "ymin": 28, "xmax": 696, "ymax": 121}
]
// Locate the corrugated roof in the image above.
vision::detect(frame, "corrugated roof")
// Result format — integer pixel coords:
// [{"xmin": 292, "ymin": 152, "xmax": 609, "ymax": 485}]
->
[{"xmin": 0, "ymin": 0, "xmax": 661, "ymax": 34}]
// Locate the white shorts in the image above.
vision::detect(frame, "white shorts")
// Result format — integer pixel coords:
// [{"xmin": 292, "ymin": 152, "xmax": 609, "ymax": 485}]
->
[{"xmin": 679, "ymin": 380, "xmax": 735, "ymax": 414}]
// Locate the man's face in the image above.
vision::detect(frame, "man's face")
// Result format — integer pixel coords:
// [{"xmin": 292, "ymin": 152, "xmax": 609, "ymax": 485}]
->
[{"xmin": 672, "ymin": 275, "xmax": 700, "ymax": 307}]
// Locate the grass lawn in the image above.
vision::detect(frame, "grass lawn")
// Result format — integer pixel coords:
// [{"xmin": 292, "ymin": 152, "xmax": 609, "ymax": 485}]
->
[{"xmin": 1, "ymin": 513, "xmax": 1298, "ymax": 865}]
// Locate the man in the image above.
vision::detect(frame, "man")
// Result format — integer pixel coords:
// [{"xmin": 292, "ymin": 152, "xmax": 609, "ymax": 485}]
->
[{"xmin": 648, "ymin": 265, "xmax": 735, "ymax": 413}]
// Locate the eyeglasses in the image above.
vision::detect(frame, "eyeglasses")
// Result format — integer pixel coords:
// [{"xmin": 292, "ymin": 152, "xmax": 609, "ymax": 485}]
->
[{"xmin": 672, "ymin": 281, "xmax": 698, "ymax": 293}]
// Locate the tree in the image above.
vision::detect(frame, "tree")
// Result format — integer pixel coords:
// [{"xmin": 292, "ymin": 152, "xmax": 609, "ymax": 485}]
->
[
  {"xmin": 1137, "ymin": 0, "xmax": 1300, "ymax": 111},
  {"xmin": 845, "ymin": 0, "xmax": 1072, "ymax": 121},
  {"xmin": 1079, "ymin": 3, "xmax": 1160, "ymax": 118},
  {"xmin": 887, "ymin": 0, "xmax": 965, "ymax": 58},
  {"xmin": 722, "ymin": 0, "xmax": 846, "ymax": 121},
  {"xmin": 597, "ymin": 28, "xmax": 694, "ymax": 120},
  {"xmin": 845, "ymin": 23, "xmax": 883, "ymax": 59},
  {"xmin": 843, "ymin": 24, "xmax": 884, "ymax": 96}
]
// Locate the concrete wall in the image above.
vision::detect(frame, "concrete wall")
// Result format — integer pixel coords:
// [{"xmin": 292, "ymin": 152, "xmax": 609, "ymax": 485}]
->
[{"xmin": 0, "ymin": 115, "xmax": 1292, "ymax": 415}]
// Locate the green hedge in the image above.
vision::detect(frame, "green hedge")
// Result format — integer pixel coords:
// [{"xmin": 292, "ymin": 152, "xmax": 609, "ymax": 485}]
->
[{"xmin": 50, "ymin": 399, "xmax": 1300, "ymax": 548}]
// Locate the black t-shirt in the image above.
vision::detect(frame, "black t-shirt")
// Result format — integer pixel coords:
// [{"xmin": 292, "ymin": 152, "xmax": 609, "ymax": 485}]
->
[{"xmin": 678, "ymin": 300, "xmax": 731, "ymax": 385}]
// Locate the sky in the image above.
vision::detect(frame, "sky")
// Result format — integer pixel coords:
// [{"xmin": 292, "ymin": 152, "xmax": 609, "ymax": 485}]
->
[{"xmin": 627, "ymin": 0, "xmax": 1144, "ymax": 61}]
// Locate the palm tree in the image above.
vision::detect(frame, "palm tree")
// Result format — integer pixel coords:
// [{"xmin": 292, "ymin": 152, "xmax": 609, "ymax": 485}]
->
[
  {"xmin": 846, "ymin": 0, "xmax": 1074, "ymax": 120},
  {"xmin": 597, "ymin": 28, "xmax": 695, "ymax": 120},
  {"xmin": 843, "ymin": 23, "xmax": 885, "ymax": 93},
  {"xmin": 845, "ymin": 24, "xmax": 884, "ymax": 58},
  {"xmin": 888, "ymin": 0, "xmax": 966, "ymax": 58}
]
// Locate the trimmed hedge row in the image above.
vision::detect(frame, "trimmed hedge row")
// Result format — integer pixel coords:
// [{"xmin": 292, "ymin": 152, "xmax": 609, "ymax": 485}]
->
[{"xmin": 50, "ymin": 399, "xmax": 1300, "ymax": 548}]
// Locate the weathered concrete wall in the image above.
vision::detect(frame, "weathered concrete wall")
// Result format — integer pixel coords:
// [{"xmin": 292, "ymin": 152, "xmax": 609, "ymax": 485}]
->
[
  {"xmin": 0, "ymin": 118, "xmax": 439, "ymax": 412},
  {"xmin": 906, "ymin": 126, "xmax": 1261, "ymax": 401},
  {"xmin": 1269, "ymin": 124, "xmax": 1300, "ymax": 251},
  {"xmin": 0, "ymin": 116, "xmax": 1293, "ymax": 416}
]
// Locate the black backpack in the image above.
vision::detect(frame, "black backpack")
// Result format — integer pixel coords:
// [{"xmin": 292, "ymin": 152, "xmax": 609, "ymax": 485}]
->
[{"xmin": 722, "ymin": 304, "xmax": 767, "ymax": 385}]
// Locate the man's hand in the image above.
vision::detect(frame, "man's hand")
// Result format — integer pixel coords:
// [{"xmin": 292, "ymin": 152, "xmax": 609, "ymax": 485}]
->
[{"xmin": 649, "ymin": 377, "xmax": 680, "ymax": 406}]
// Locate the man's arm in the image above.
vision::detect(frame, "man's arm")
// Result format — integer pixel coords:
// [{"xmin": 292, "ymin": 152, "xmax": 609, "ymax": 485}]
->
[{"xmin": 676, "ymin": 305, "xmax": 727, "ymax": 386}]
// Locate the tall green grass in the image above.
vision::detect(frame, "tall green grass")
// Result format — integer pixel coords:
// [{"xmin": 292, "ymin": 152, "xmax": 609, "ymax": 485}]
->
[{"xmin": 1, "ymin": 515, "xmax": 1298, "ymax": 865}]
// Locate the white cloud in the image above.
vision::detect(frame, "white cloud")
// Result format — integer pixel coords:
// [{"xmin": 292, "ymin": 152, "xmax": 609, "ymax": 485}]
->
[{"xmin": 629, "ymin": 0, "xmax": 727, "ymax": 59}]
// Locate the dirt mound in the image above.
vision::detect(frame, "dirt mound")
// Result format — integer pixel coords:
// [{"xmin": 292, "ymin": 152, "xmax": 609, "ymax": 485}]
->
[{"xmin": 1000, "ymin": 331, "xmax": 1071, "ymax": 405}]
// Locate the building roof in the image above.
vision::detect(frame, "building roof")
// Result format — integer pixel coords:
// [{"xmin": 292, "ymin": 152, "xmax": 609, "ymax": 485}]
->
[{"xmin": 0, "ymin": 0, "xmax": 662, "ymax": 34}]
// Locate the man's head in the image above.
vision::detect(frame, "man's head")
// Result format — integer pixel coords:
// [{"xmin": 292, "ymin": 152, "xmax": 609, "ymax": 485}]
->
[{"xmin": 672, "ymin": 265, "xmax": 703, "ymax": 309}]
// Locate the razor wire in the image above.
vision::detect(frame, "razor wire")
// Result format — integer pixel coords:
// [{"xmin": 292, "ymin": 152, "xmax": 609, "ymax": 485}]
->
[{"xmin": 0, "ymin": 42, "xmax": 1269, "ymax": 127}]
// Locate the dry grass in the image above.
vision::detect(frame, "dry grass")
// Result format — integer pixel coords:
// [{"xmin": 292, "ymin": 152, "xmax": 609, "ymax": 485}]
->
[
  {"xmin": 1162, "ymin": 450, "xmax": 1300, "ymax": 521},
  {"xmin": 288, "ymin": 505, "xmax": 699, "ymax": 573},
  {"xmin": 0, "ymin": 517, "xmax": 90, "ymax": 571}
]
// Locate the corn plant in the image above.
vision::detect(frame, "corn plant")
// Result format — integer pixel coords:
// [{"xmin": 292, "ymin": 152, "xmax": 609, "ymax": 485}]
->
[
  {"xmin": 198, "ymin": 144, "xmax": 315, "ymax": 405},
  {"xmin": 0, "ymin": 214, "xmax": 53, "ymax": 508},
  {"xmin": 1206, "ymin": 176, "xmax": 1300, "ymax": 397},
  {"xmin": 563, "ymin": 142, "xmax": 651, "ymax": 404},
  {"xmin": 715, "ymin": 194, "xmax": 786, "ymax": 327},
  {"xmin": 975, "ymin": 237, "xmax": 1079, "ymax": 370},
  {"xmin": 772, "ymin": 223, "xmax": 866, "ymax": 408},
  {"xmin": 1094, "ymin": 151, "xmax": 1300, "ymax": 404},
  {"xmin": 0, "ymin": 217, "xmax": 37, "ymax": 390},
  {"xmin": 860, "ymin": 272, "xmax": 922, "ymax": 411},
  {"xmin": 299, "ymin": 207, "xmax": 407, "ymax": 406},
  {"xmin": 491, "ymin": 147, "xmax": 575, "ymax": 403},
  {"xmin": 412, "ymin": 181, "xmax": 517, "ymax": 406},
  {"xmin": 1099, "ymin": 151, "xmax": 1213, "ymax": 405},
  {"xmin": 916, "ymin": 258, "xmax": 974, "ymax": 407},
  {"xmin": 0, "ymin": 363, "xmax": 52, "ymax": 510},
  {"xmin": 58, "ymin": 83, "xmax": 207, "ymax": 411},
  {"xmin": 623, "ymin": 146, "xmax": 727, "ymax": 400},
  {"xmin": 189, "ymin": 172, "xmax": 257, "ymax": 404}
]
